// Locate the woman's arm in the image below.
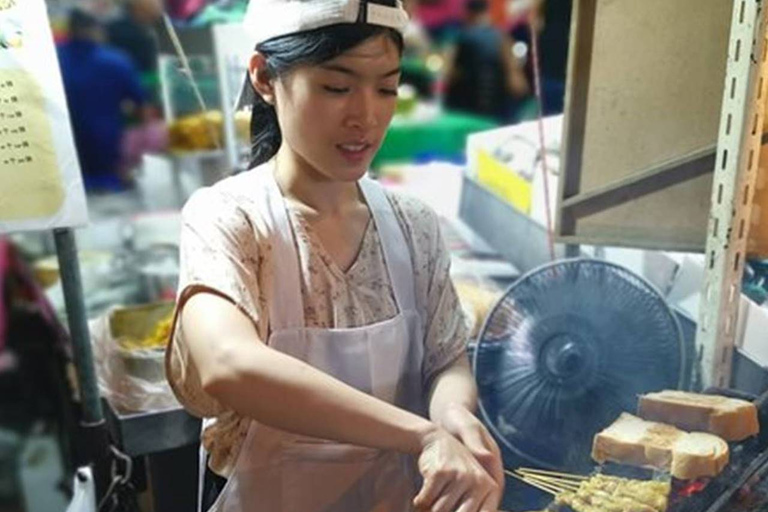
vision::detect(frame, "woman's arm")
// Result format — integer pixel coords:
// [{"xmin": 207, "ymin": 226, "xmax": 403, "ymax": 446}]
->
[
  {"xmin": 182, "ymin": 291, "xmax": 500, "ymax": 511},
  {"xmin": 429, "ymin": 356, "xmax": 505, "ymax": 493},
  {"xmin": 183, "ymin": 291, "xmax": 433, "ymax": 453},
  {"xmin": 429, "ymin": 355, "xmax": 478, "ymax": 419}
]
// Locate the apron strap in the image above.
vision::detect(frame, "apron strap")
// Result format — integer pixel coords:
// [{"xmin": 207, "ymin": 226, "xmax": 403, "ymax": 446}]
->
[
  {"xmin": 256, "ymin": 169, "xmax": 306, "ymax": 330},
  {"xmin": 197, "ymin": 420, "xmax": 210, "ymax": 512},
  {"xmin": 359, "ymin": 177, "xmax": 417, "ymax": 314}
]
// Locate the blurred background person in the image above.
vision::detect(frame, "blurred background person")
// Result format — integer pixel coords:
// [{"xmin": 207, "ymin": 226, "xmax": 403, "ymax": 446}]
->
[
  {"xmin": 414, "ymin": 0, "xmax": 465, "ymax": 44},
  {"xmin": 402, "ymin": 0, "xmax": 433, "ymax": 59},
  {"xmin": 58, "ymin": 8, "xmax": 148, "ymax": 192},
  {"xmin": 107, "ymin": 0, "xmax": 163, "ymax": 75},
  {"xmin": 535, "ymin": 0, "xmax": 571, "ymax": 114},
  {"xmin": 510, "ymin": 0, "xmax": 572, "ymax": 115},
  {"xmin": 444, "ymin": 0, "xmax": 530, "ymax": 122}
]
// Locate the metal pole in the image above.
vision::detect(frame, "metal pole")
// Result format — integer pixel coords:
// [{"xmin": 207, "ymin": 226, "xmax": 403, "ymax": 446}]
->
[
  {"xmin": 53, "ymin": 228, "xmax": 113, "ymax": 501},
  {"xmin": 53, "ymin": 228, "xmax": 104, "ymax": 424},
  {"xmin": 697, "ymin": 0, "xmax": 768, "ymax": 388}
]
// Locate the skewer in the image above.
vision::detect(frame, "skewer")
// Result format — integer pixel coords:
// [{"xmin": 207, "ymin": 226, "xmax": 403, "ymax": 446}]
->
[
  {"xmin": 515, "ymin": 473, "xmax": 581, "ymax": 493},
  {"xmin": 505, "ymin": 470, "xmax": 560, "ymax": 496},
  {"xmin": 516, "ymin": 467, "xmax": 590, "ymax": 480},
  {"xmin": 510, "ymin": 471, "xmax": 575, "ymax": 495},
  {"xmin": 514, "ymin": 469, "xmax": 584, "ymax": 488},
  {"xmin": 510, "ymin": 467, "xmax": 671, "ymax": 512},
  {"xmin": 518, "ymin": 473, "xmax": 581, "ymax": 492}
]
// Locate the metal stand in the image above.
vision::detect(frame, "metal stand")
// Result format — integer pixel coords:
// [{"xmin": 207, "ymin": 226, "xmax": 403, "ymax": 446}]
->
[
  {"xmin": 697, "ymin": 0, "xmax": 768, "ymax": 388},
  {"xmin": 53, "ymin": 228, "xmax": 111, "ymax": 498}
]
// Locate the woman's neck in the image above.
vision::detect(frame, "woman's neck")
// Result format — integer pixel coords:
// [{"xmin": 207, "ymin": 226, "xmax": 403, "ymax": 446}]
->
[{"xmin": 273, "ymin": 147, "xmax": 363, "ymax": 216}]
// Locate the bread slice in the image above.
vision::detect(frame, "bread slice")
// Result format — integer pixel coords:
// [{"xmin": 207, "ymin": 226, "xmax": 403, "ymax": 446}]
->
[
  {"xmin": 592, "ymin": 413, "xmax": 679, "ymax": 469},
  {"xmin": 638, "ymin": 390, "xmax": 759, "ymax": 441},
  {"xmin": 592, "ymin": 413, "xmax": 729, "ymax": 479},
  {"xmin": 671, "ymin": 432, "xmax": 729, "ymax": 480}
]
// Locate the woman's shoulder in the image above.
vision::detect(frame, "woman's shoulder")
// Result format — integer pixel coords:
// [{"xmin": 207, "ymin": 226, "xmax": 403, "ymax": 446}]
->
[
  {"xmin": 181, "ymin": 166, "xmax": 272, "ymax": 225},
  {"xmin": 383, "ymin": 188, "xmax": 443, "ymax": 247},
  {"xmin": 179, "ymin": 169, "xmax": 278, "ymax": 255}
]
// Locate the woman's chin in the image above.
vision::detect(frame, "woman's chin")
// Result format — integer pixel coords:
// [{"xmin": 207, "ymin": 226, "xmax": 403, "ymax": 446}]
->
[{"xmin": 324, "ymin": 159, "xmax": 374, "ymax": 182}]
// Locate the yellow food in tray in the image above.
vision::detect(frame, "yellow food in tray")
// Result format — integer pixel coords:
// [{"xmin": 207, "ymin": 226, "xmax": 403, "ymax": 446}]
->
[
  {"xmin": 169, "ymin": 110, "xmax": 252, "ymax": 151},
  {"xmin": 169, "ymin": 110, "xmax": 223, "ymax": 150},
  {"xmin": 118, "ymin": 314, "xmax": 173, "ymax": 351}
]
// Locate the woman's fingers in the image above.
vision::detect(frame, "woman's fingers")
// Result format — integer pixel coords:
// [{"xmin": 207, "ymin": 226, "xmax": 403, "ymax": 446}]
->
[
  {"xmin": 432, "ymin": 485, "xmax": 469, "ymax": 512},
  {"xmin": 416, "ymin": 427, "xmax": 502, "ymax": 512},
  {"xmin": 413, "ymin": 472, "xmax": 450, "ymax": 510},
  {"xmin": 460, "ymin": 423, "xmax": 504, "ymax": 491},
  {"xmin": 478, "ymin": 488, "xmax": 502, "ymax": 512},
  {"xmin": 437, "ymin": 404, "xmax": 505, "ymax": 492},
  {"xmin": 479, "ymin": 429, "xmax": 505, "ymax": 490},
  {"xmin": 452, "ymin": 472, "xmax": 499, "ymax": 512}
]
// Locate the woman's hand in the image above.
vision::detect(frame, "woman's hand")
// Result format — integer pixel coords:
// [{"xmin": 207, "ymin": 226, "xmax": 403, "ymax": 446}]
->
[
  {"xmin": 414, "ymin": 427, "xmax": 501, "ymax": 512},
  {"xmin": 434, "ymin": 403, "xmax": 505, "ymax": 498}
]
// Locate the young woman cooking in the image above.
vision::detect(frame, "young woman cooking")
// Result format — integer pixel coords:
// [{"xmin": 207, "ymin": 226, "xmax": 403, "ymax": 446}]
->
[{"xmin": 166, "ymin": 1, "xmax": 504, "ymax": 511}]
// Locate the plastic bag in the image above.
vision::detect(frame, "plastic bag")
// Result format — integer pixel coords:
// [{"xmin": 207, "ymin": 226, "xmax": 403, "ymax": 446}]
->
[
  {"xmin": 65, "ymin": 467, "xmax": 96, "ymax": 512},
  {"xmin": 89, "ymin": 307, "xmax": 179, "ymax": 414}
]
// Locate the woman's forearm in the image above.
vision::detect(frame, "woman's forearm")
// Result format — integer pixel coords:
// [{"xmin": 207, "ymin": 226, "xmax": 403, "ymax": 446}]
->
[
  {"xmin": 183, "ymin": 293, "xmax": 438, "ymax": 455},
  {"xmin": 211, "ymin": 341, "xmax": 438, "ymax": 453},
  {"xmin": 428, "ymin": 354, "xmax": 478, "ymax": 425}
]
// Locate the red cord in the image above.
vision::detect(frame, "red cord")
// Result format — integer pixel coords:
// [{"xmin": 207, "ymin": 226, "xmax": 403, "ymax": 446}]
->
[{"xmin": 528, "ymin": 11, "xmax": 557, "ymax": 261}]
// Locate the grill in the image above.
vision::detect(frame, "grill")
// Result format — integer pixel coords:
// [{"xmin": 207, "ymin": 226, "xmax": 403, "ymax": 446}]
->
[
  {"xmin": 559, "ymin": 387, "xmax": 768, "ymax": 512},
  {"xmin": 671, "ymin": 387, "xmax": 768, "ymax": 512},
  {"xmin": 472, "ymin": 260, "xmax": 767, "ymax": 512}
]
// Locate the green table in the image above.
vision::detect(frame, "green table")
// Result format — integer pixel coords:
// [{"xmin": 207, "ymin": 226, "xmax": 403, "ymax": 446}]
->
[{"xmin": 372, "ymin": 110, "xmax": 497, "ymax": 170}]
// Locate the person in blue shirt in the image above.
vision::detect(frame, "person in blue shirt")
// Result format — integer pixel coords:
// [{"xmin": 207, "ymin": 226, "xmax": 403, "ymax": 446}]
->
[{"xmin": 57, "ymin": 9, "xmax": 147, "ymax": 192}]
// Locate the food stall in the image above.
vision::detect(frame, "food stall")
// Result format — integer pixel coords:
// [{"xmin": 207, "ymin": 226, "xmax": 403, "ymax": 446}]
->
[{"xmin": 3, "ymin": 1, "xmax": 768, "ymax": 512}]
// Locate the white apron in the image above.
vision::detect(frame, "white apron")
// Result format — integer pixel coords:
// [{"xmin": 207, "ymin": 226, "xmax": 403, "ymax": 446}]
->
[{"xmin": 199, "ymin": 170, "xmax": 426, "ymax": 512}]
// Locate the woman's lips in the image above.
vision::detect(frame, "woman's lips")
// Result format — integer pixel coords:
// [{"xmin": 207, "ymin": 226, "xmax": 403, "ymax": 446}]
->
[{"xmin": 336, "ymin": 142, "xmax": 373, "ymax": 164}]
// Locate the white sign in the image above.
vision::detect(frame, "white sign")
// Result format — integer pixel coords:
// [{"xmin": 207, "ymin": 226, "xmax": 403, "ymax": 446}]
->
[{"xmin": 0, "ymin": 0, "xmax": 88, "ymax": 233}]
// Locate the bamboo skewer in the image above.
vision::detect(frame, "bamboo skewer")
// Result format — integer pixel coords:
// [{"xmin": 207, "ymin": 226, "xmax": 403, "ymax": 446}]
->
[
  {"xmin": 509, "ymin": 467, "xmax": 671, "ymax": 512},
  {"xmin": 517, "ymin": 474, "xmax": 580, "ymax": 491},
  {"xmin": 516, "ymin": 467, "xmax": 589, "ymax": 480},
  {"xmin": 522, "ymin": 475, "xmax": 581, "ymax": 492},
  {"xmin": 507, "ymin": 471, "xmax": 580, "ymax": 495},
  {"xmin": 507, "ymin": 467, "xmax": 590, "ymax": 496},
  {"xmin": 505, "ymin": 470, "xmax": 560, "ymax": 496}
]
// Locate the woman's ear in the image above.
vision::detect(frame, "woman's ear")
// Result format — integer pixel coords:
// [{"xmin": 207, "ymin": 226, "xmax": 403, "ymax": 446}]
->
[{"xmin": 249, "ymin": 52, "xmax": 275, "ymax": 105}]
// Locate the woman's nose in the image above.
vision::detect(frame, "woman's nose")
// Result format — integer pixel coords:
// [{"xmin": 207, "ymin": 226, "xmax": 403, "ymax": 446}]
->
[{"xmin": 345, "ymin": 89, "xmax": 379, "ymax": 130}]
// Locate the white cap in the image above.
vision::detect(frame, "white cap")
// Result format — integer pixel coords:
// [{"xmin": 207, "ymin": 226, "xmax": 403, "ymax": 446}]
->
[
  {"xmin": 243, "ymin": 0, "xmax": 409, "ymax": 46},
  {"xmin": 237, "ymin": 0, "xmax": 408, "ymax": 109}
]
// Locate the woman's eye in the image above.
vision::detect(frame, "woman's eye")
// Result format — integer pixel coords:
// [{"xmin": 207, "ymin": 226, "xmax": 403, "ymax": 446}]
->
[
  {"xmin": 324, "ymin": 86, "xmax": 349, "ymax": 94},
  {"xmin": 380, "ymin": 88, "xmax": 398, "ymax": 97}
]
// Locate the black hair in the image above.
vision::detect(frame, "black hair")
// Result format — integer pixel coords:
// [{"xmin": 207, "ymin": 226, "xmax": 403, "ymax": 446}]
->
[
  {"xmin": 466, "ymin": 0, "xmax": 489, "ymax": 15},
  {"xmin": 248, "ymin": 23, "xmax": 404, "ymax": 168},
  {"xmin": 68, "ymin": 8, "xmax": 101, "ymax": 39}
]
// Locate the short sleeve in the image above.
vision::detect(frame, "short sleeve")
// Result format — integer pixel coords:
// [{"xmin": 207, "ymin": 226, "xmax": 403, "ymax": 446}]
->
[
  {"xmin": 421, "ymin": 213, "xmax": 471, "ymax": 384},
  {"xmin": 389, "ymin": 193, "xmax": 471, "ymax": 385},
  {"xmin": 165, "ymin": 188, "xmax": 262, "ymax": 417}
]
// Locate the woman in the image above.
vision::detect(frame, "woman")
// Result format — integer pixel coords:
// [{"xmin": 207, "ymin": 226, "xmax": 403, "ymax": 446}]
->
[{"xmin": 165, "ymin": 1, "xmax": 504, "ymax": 511}]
